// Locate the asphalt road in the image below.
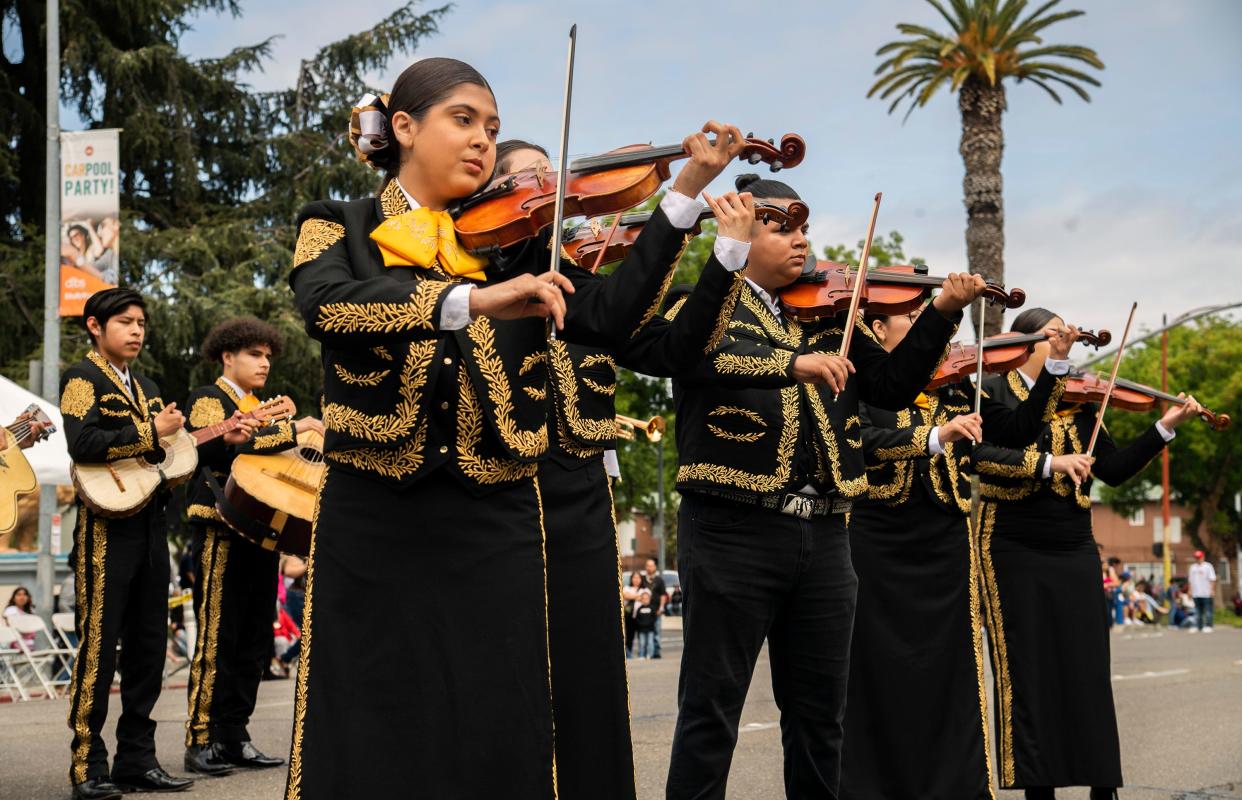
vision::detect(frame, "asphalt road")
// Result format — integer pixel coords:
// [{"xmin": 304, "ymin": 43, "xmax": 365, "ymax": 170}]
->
[{"xmin": 2, "ymin": 623, "xmax": 1239, "ymax": 799}]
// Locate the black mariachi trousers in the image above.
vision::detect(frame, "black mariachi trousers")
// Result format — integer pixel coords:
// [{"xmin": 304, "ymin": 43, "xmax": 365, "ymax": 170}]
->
[
  {"xmin": 666, "ymin": 493, "xmax": 858, "ymax": 800},
  {"xmin": 539, "ymin": 456, "xmax": 635, "ymax": 800},
  {"xmin": 186, "ymin": 523, "xmax": 279, "ymax": 746},
  {"xmin": 67, "ymin": 502, "xmax": 170, "ymax": 783}
]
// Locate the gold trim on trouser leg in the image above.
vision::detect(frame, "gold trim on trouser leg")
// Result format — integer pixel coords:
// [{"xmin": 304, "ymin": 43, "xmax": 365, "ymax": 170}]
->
[
  {"xmin": 67, "ymin": 514, "xmax": 108, "ymax": 784},
  {"xmin": 976, "ymin": 503, "xmax": 1016, "ymax": 786},
  {"xmin": 285, "ymin": 468, "xmax": 328, "ymax": 800},
  {"xmin": 185, "ymin": 528, "xmax": 230, "ymax": 746},
  {"xmin": 965, "ymin": 515, "xmax": 997, "ymax": 799},
  {"xmin": 533, "ymin": 475, "xmax": 560, "ymax": 800},
  {"xmin": 604, "ymin": 466, "xmax": 637, "ymax": 791}
]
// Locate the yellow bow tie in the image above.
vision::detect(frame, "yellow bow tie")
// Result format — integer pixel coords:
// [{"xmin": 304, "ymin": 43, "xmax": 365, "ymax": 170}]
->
[
  {"xmin": 913, "ymin": 392, "xmax": 930, "ymax": 411},
  {"xmin": 370, "ymin": 207, "xmax": 488, "ymax": 281},
  {"xmin": 238, "ymin": 395, "xmax": 260, "ymax": 414}
]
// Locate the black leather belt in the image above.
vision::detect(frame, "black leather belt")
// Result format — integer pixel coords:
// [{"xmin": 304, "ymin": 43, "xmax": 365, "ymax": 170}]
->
[{"xmin": 694, "ymin": 488, "xmax": 852, "ymax": 519}]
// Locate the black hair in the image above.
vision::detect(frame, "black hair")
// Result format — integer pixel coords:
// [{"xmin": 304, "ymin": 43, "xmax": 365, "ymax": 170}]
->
[
  {"xmin": 6, "ymin": 586, "xmax": 33, "ymax": 612},
  {"xmin": 495, "ymin": 139, "xmax": 548, "ymax": 174},
  {"xmin": 734, "ymin": 172, "xmax": 801, "ymax": 201},
  {"xmin": 201, "ymin": 317, "xmax": 285, "ymax": 363},
  {"xmin": 371, "ymin": 57, "xmax": 493, "ymax": 182},
  {"xmin": 1009, "ymin": 307, "xmax": 1059, "ymax": 335},
  {"xmin": 82, "ymin": 287, "xmax": 146, "ymax": 346}
]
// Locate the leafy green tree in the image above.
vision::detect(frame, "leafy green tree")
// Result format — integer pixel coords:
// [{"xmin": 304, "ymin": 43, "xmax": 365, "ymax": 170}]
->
[
  {"xmin": 1, "ymin": 0, "xmax": 450, "ymax": 416},
  {"xmin": 821, "ymin": 231, "xmax": 924, "ymax": 269},
  {"xmin": 1099, "ymin": 317, "xmax": 1242, "ymax": 557},
  {"xmin": 868, "ymin": 0, "xmax": 1103, "ymax": 335}
]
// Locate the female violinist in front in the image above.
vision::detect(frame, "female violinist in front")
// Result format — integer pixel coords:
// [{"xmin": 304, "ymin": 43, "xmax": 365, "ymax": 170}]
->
[{"xmin": 284, "ymin": 56, "xmax": 746, "ymax": 799}]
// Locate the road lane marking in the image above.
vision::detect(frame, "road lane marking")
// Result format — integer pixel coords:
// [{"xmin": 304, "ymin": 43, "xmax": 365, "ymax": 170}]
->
[{"xmin": 1111, "ymin": 668, "xmax": 1189, "ymax": 681}]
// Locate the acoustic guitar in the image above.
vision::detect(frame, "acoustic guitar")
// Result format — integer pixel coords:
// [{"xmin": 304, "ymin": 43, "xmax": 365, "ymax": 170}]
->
[
  {"xmin": 0, "ymin": 405, "xmax": 56, "ymax": 536},
  {"xmin": 72, "ymin": 396, "xmax": 296, "ymax": 518},
  {"xmin": 219, "ymin": 428, "xmax": 324, "ymax": 557}
]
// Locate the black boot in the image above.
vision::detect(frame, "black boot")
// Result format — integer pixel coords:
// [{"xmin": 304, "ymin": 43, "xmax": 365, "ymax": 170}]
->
[
  {"xmin": 184, "ymin": 743, "xmax": 235, "ymax": 776},
  {"xmin": 110, "ymin": 767, "xmax": 193, "ymax": 793}
]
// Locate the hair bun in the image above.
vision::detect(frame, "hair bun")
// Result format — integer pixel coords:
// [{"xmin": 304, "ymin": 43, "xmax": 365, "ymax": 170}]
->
[{"xmin": 734, "ymin": 173, "xmax": 761, "ymax": 191}]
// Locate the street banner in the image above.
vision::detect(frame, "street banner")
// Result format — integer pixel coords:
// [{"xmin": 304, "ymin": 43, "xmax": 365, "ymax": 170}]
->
[{"xmin": 59, "ymin": 129, "xmax": 121, "ymax": 316}]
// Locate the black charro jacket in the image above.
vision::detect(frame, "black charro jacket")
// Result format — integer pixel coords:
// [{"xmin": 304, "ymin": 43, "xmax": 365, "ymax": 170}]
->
[
  {"xmin": 182, "ymin": 377, "xmax": 298, "ymax": 524},
  {"xmin": 857, "ymin": 366, "xmax": 1066, "ymax": 514},
  {"xmin": 289, "ymin": 180, "xmax": 707, "ymax": 490},
  {"xmin": 673, "ymin": 282, "xmax": 961, "ymax": 500},
  {"xmin": 974, "ymin": 370, "xmax": 1169, "ymax": 510},
  {"xmin": 60, "ymin": 350, "xmax": 166, "ymax": 466}
]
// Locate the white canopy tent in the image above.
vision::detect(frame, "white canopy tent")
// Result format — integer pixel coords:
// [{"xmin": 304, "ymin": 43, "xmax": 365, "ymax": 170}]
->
[{"xmin": 0, "ymin": 374, "xmax": 72, "ymax": 486}]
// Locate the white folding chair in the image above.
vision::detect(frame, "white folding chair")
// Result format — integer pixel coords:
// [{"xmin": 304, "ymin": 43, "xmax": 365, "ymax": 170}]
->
[
  {"xmin": 0, "ymin": 625, "xmax": 37, "ymax": 700},
  {"xmin": 9, "ymin": 615, "xmax": 74, "ymax": 698}
]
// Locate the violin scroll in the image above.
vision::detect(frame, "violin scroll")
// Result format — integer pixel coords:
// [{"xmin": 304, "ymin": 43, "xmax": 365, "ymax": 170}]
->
[
  {"xmin": 754, "ymin": 200, "xmax": 809, "ymax": 231},
  {"xmin": 1075, "ymin": 328, "xmax": 1111, "ymax": 349},
  {"xmin": 980, "ymin": 284, "xmax": 1025, "ymax": 310},
  {"xmin": 740, "ymin": 133, "xmax": 806, "ymax": 172}
]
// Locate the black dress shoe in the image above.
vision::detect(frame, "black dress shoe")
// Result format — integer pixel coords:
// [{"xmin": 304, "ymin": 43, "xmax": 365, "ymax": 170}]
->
[
  {"xmin": 184, "ymin": 743, "xmax": 235, "ymax": 776},
  {"xmin": 72, "ymin": 778, "xmax": 123, "ymax": 800},
  {"xmin": 110, "ymin": 767, "xmax": 193, "ymax": 793},
  {"xmin": 219, "ymin": 740, "xmax": 286, "ymax": 769}
]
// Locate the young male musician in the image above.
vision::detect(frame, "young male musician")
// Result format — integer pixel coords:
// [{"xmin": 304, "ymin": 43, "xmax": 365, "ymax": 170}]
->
[
  {"xmin": 665, "ymin": 174, "xmax": 986, "ymax": 800},
  {"xmin": 182, "ymin": 317, "xmax": 322, "ymax": 775},
  {"xmin": 61, "ymin": 288, "xmax": 211, "ymax": 799}
]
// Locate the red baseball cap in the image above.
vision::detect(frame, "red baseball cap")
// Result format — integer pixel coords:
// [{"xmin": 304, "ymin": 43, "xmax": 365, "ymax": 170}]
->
[{"xmin": 1194, "ymin": 550, "xmax": 1205, "ymax": 559}]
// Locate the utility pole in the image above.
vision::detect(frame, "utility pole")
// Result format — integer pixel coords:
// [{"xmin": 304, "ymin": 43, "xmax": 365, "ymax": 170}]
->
[
  {"xmin": 37, "ymin": 0, "xmax": 62, "ymax": 625},
  {"xmin": 1160, "ymin": 315, "xmax": 1171, "ymax": 588}
]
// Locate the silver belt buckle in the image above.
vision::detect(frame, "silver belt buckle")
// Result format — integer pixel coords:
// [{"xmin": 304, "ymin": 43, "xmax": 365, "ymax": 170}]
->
[{"xmin": 780, "ymin": 493, "xmax": 815, "ymax": 519}]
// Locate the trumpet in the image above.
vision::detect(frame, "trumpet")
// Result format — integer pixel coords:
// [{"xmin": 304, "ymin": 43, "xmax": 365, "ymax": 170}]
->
[{"xmin": 615, "ymin": 414, "xmax": 666, "ymax": 443}]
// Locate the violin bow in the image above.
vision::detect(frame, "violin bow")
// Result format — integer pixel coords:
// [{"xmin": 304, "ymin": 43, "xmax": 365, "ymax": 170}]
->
[
  {"xmin": 1086, "ymin": 301, "xmax": 1138, "ymax": 457},
  {"xmin": 969, "ymin": 296, "xmax": 986, "ymax": 533},
  {"xmin": 547, "ymin": 24, "xmax": 578, "ymax": 339},
  {"xmin": 834, "ymin": 192, "xmax": 883, "ymax": 398}
]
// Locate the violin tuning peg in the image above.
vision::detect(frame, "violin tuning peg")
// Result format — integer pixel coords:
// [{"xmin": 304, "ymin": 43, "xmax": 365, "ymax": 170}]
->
[
  {"xmin": 748, "ymin": 153, "xmax": 762, "ymax": 165},
  {"xmin": 770, "ymin": 161, "xmax": 784, "ymax": 173},
  {"xmin": 767, "ymin": 137, "xmax": 774, "ymax": 144},
  {"xmin": 746, "ymin": 131, "xmax": 754, "ymax": 138}
]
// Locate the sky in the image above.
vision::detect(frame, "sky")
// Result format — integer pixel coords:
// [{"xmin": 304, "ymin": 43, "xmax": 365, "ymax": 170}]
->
[{"xmin": 176, "ymin": 0, "xmax": 1242, "ymax": 345}]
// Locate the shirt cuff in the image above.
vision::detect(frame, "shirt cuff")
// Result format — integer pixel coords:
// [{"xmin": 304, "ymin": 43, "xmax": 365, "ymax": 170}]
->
[
  {"xmin": 927, "ymin": 426, "xmax": 944, "ymax": 455},
  {"xmin": 660, "ymin": 190, "xmax": 708, "ymax": 229},
  {"xmin": 1045, "ymin": 358, "xmax": 1071, "ymax": 376},
  {"xmin": 1154, "ymin": 421, "xmax": 1176, "ymax": 442},
  {"xmin": 1041, "ymin": 453, "xmax": 1053, "ymax": 479},
  {"xmin": 439, "ymin": 284, "xmax": 474, "ymax": 330},
  {"xmin": 714, "ymin": 237, "xmax": 750, "ymax": 272},
  {"xmin": 602, "ymin": 449, "xmax": 621, "ymax": 478}
]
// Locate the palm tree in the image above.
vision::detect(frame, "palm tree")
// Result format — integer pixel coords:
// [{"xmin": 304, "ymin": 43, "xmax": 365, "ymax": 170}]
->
[{"xmin": 869, "ymin": 0, "xmax": 1103, "ymax": 335}]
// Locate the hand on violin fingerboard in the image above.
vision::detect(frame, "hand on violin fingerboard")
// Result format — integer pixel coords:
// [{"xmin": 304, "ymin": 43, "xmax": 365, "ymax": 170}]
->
[
  {"xmin": 930, "ymin": 272, "xmax": 986, "ymax": 314},
  {"xmin": 671, "ymin": 121, "xmax": 746, "ymax": 200},
  {"xmin": 1159, "ymin": 393, "xmax": 1204, "ymax": 430},
  {"xmin": 703, "ymin": 191, "xmax": 754, "ymax": 242}
]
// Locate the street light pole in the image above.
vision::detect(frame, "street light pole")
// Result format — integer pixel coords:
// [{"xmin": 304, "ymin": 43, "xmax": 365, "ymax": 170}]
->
[
  {"xmin": 655, "ymin": 435, "xmax": 665, "ymax": 573},
  {"xmin": 1077, "ymin": 302, "xmax": 1242, "ymax": 369},
  {"xmin": 36, "ymin": 0, "xmax": 62, "ymax": 625}
]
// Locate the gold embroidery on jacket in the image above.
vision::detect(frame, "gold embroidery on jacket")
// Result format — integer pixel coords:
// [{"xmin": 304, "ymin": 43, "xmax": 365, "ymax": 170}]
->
[
  {"xmin": 727, "ymin": 320, "xmax": 767, "ymax": 338},
  {"xmin": 678, "ymin": 385, "xmax": 798, "ymax": 492},
  {"xmin": 706, "ymin": 405, "xmax": 767, "ymax": 443},
  {"xmin": 186, "ymin": 528, "xmax": 229, "ymax": 745},
  {"xmin": 286, "ymin": 468, "xmax": 328, "ymax": 800},
  {"xmin": 293, "ymin": 219, "xmax": 346, "ymax": 269},
  {"xmin": 379, "ymin": 178, "xmax": 410, "ymax": 217},
  {"xmin": 316, "ymin": 280, "xmax": 452, "ymax": 335},
  {"xmin": 713, "ymin": 350, "xmax": 793, "ymax": 377},
  {"xmin": 323, "ymin": 341, "xmax": 434, "ymax": 443},
  {"xmin": 630, "ymin": 232, "xmax": 692, "ymax": 338},
  {"xmin": 709, "ymin": 405, "xmax": 766, "ymax": 426},
  {"xmin": 977, "ymin": 503, "xmax": 1015, "ymax": 786},
  {"xmin": 805, "ymin": 388, "xmax": 870, "ymax": 497},
  {"xmin": 519, "ymin": 352, "xmax": 547, "ymax": 376},
  {"xmin": 707, "ymin": 425, "xmax": 764, "ymax": 443},
  {"xmin": 663, "ymin": 297, "xmax": 688, "ymax": 321},
  {"xmin": 704, "ymin": 275, "xmax": 746, "ymax": 352},
  {"xmin": 214, "ymin": 377, "xmax": 242, "ymax": 406},
  {"xmin": 965, "ymin": 512, "xmax": 998, "ymax": 795},
  {"xmin": 333, "ymin": 364, "xmax": 389, "ymax": 387},
  {"xmin": 549, "ymin": 340, "xmax": 616, "ymax": 442},
  {"xmin": 61, "ymin": 378, "xmax": 95, "ymax": 419},
  {"xmin": 372, "ymin": 345, "xmax": 394, "ymax": 361},
  {"xmin": 523, "ymin": 386, "xmax": 548, "ymax": 401},
  {"xmin": 251, "ymin": 421, "xmax": 295, "ymax": 451},
  {"xmin": 185, "ymin": 503, "xmax": 220, "ymax": 522},
  {"xmin": 468, "ymin": 319, "xmax": 548, "ymax": 457},
  {"xmin": 189, "ymin": 397, "xmax": 227, "ymax": 429},
  {"xmin": 456, "ymin": 371, "xmax": 538, "ymax": 483},
  {"xmin": 106, "ymin": 420, "xmax": 155, "ymax": 460},
  {"xmin": 739, "ymin": 288, "xmax": 801, "ymax": 348}
]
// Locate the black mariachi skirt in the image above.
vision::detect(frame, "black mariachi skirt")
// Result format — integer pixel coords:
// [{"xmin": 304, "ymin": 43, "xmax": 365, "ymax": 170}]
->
[
  {"xmin": 978, "ymin": 496, "xmax": 1121, "ymax": 790},
  {"xmin": 539, "ymin": 455, "xmax": 635, "ymax": 800},
  {"xmin": 283, "ymin": 466, "xmax": 557, "ymax": 800},
  {"xmin": 840, "ymin": 485, "xmax": 993, "ymax": 800}
]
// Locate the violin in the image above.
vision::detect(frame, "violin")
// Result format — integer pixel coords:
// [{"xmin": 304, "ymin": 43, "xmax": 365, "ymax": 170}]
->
[
  {"xmin": 453, "ymin": 133, "xmax": 807, "ymax": 255},
  {"xmin": 1062, "ymin": 372, "xmax": 1231, "ymax": 432},
  {"xmin": 778, "ymin": 263, "xmax": 1025, "ymax": 321},
  {"xmin": 562, "ymin": 201, "xmax": 810, "ymax": 271},
  {"xmin": 927, "ymin": 328, "xmax": 1112, "ymax": 390}
]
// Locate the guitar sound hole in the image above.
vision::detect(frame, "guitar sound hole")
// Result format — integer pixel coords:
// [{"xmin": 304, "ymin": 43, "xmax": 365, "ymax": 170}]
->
[{"xmin": 297, "ymin": 446, "xmax": 324, "ymax": 464}]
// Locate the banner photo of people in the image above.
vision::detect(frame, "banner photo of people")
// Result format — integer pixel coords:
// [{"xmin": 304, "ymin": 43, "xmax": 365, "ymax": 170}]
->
[{"xmin": 59, "ymin": 129, "xmax": 121, "ymax": 316}]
